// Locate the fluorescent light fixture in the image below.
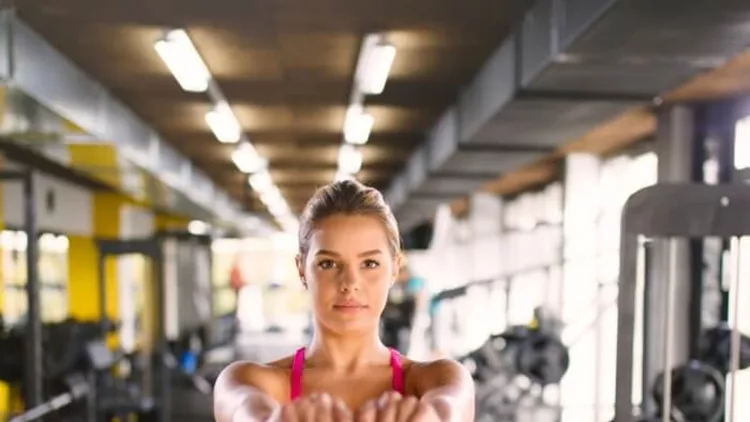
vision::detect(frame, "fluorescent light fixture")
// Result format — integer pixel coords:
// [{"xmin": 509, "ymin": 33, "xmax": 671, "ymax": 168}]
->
[
  {"xmin": 344, "ymin": 106, "xmax": 374, "ymax": 145},
  {"xmin": 260, "ymin": 186, "xmax": 284, "ymax": 207},
  {"xmin": 338, "ymin": 144, "xmax": 363, "ymax": 174},
  {"xmin": 154, "ymin": 29, "xmax": 211, "ymax": 93},
  {"xmin": 188, "ymin": 220, "xmax": 210, "ymax": 235},
  {"xmin": 206, "ymin": 102, "xmax": 242, "ymax": 143},
  {"xmin": 268, "ymin": 200, "xmax": 290, "ymax": 217},
  {"xmin": 249, "ymin": 170, "xmax": 273, "ymax": 192},
  {"xmin": 359, "ymin": 40, "xmax": 396, "ymax": 95},
  {"xmin": 232, "ymin": 142, "xmax": 267, "ymax": 173}
]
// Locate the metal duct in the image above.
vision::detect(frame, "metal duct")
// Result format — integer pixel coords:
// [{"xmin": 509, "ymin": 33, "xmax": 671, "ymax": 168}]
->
[
  {"xmin": 388, "ymin": 0, "xmax": 750, "ymax": 230},
  {"xmin": 0, "ymin": 12, "xmax": 266, "ymax": 233}
]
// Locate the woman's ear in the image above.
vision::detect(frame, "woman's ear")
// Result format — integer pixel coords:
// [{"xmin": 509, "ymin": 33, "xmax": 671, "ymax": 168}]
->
[
  {"xmin": 295, "ymin": 254, "xmax": 307, "ymax": 289},
  {"xmin": 391, "ymin": 253, "xmax": 403, "ymax": 284}
]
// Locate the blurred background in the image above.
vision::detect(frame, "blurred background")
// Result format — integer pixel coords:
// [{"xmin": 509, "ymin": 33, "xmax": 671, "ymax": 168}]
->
[{"xmin": 1, "ymin": 0, "xmax": 750, "ymax": 421}]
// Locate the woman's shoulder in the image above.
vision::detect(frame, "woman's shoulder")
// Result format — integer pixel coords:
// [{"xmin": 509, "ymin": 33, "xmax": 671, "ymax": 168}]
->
[
  {"xmin": 403, "ymin": 357, "xmax": 466, "ymax": 375},
  {"xmin": 214, "ymin": 354, "xmax": 297, "ymax": 402},
  {"xmin": 217, "ymin": 354, "xmax": 298, "ymax": 386},
  {"xmin": 402, "ymin": 357, "xmax": 471, "ymax": 391},
  {"xmin": 222, "ymin": 354, "xmax": 297, "ymax": 376}
]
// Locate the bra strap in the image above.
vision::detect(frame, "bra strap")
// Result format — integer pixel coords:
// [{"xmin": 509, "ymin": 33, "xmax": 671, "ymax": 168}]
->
[
  {"xmin": 290, "ymin": 347, "xmax": 306, "ymax": 400},
  {"xmin": 389, "ymin": 348, "xmax": 405, "ymax": 394}
]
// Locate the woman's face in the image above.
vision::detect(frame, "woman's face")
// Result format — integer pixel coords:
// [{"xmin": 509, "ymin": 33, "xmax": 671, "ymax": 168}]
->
[{"xmin": 297, "ymin": 214, "xmax": 399, "ymax": 334}]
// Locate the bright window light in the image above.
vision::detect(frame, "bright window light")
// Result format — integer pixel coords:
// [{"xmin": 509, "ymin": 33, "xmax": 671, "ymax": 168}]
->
[
  {"xmin": 338, "ymin": 144, "xmax": 363, "ymax": 174},
  {"xmin": 188, "ymin": 220, "xmax": 210, "ymax": 235},
  {"xmin": 735, "ymin": 116, "xmax": 750, "ymax": 170},
  {"xmin": 154, "ymin": 29, "xmax": 211, "ymax": 93},
  {"xmin": 249, "ymin": 170, "xmax": 273, "ymax": 192},
  {"xmin": 232, "ymin": 142, "xmax": 267, "ymax": 173},
  {"xmin": 359, "ymin": 41, "xmax": 396, "ymax": 95},
  {"xmin": 344, "ymin": 105, "xmax": 374, "ymax": 145},
  {"xmin": 206, "ymin": 102, "xmax": 242, "ymax": 144}
]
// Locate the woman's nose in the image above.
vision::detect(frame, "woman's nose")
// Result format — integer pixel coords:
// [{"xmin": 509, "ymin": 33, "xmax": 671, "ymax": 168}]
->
[{"xmin": 340, "ymin": 266, "xmax": 362, "ymax": 290}]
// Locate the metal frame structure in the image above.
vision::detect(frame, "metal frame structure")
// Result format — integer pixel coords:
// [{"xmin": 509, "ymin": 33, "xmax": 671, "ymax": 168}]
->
[
  {"xmin": 0, "ymin": 169, "xmax": 42, "ymax": 410},
  {"xmin": 614, "ymin": 183, "xmax": 750, "ymax": 422},
  {"xmin": 95, "ymin": 238, "xmax": 170, "ymax": 422}
]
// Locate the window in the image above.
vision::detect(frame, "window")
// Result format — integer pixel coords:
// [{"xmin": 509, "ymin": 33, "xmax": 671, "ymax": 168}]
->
[{"xmin": 1, "ymin": 230, "xmax": 69, "ymax": 326}]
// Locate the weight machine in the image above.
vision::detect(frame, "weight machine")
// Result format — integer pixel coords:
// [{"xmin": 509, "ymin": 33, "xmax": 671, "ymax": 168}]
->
[
  {"xmin": 458, "ymin": 307, "xmax": 569, "ymax": 422},
  {"xmin": 614, "ymin": 184, "xmax": 750, "ymax": 422},
  {"xmin": 95, "ymin": 232, "xmax": 230, "ymax": 422}
]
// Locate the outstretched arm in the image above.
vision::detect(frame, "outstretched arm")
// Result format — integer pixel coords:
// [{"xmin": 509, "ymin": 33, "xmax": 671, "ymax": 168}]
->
[
  {"xmin": 213, "ymin": 362, "xmax": 280, "ymax": 422},
  {"xmin": 414, "ymin": 359, "xmax": 475, "ymax": 422}
]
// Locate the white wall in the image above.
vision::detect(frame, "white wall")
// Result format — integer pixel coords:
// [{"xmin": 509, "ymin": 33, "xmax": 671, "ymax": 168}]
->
[{"xmin": 3, "ymin": 167, "xmax": 93, "ymax": 236}]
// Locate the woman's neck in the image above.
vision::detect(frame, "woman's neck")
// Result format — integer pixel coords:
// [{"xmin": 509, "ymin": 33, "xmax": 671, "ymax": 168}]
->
[{"xmin": 305, "ymin": 324, "xmax": 390, "ymax": 371}]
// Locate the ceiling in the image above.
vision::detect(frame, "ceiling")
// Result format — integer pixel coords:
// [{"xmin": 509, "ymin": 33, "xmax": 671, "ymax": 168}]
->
[{"xmin": 17, "ymin": 0, "xmax": 532, "ymax": 216}]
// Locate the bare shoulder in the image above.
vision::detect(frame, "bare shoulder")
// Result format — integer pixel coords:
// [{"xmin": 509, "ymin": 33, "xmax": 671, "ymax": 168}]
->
[
  {"xmin": 214, "ymin": 355, "xmax": 295, "ymax": 402},
  {"xmin": 406, "ymin": 358, "xmax": 471, "ymax": 379},
  {"xmin": 403, "ymin": 358, "xmax": 473, "ymax": 395}
]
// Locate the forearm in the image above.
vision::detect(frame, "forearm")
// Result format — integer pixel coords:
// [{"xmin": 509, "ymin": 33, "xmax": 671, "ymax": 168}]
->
[
  {"xmin": 232, "ymin": 393, "xmax": 279, "ymax": 422},
  {"xmin": 420, "ymin": 391, "xmax": 473, "ymax": 422},
  {"xmin": 215, "ymin": 385, "xmax": 279, "ymax": 422}
]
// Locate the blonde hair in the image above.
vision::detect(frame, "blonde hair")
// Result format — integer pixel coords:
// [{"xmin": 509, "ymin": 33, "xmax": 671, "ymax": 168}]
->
[{"xmin": 298, "ymin": 180, "xmax": 400, "ymax": 261}]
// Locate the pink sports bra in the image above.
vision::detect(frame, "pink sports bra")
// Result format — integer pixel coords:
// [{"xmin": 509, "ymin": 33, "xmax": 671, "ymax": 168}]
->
[{"xmin": 290, "ymin": 347, "xmax": 405, "ymax": 400}]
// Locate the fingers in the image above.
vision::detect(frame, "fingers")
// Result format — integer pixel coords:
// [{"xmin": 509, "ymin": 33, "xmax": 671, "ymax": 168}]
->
[
  {"xmin": 277, "ymin": 403, "xmax": 299, "ymax": 422},
  {"xmin": 295, "ymin": 393, "xmax": 351, "ymax": 422},
  {"xmin": 376, "ymin": 392, "xmax": 402, "ymax": 422},
  {"xmin": 395, "ymin": 396, "xmax": 419, "ymax": 422},
  {"xmin": 315, "ymin": 394, "xmax": 334, "ymax": 422},
  {"xmin": 407, "ymin": 401, "xmax": 440, "ymax": 422},
  {"xmin": 356, "ymin": 400, "xmax": 377, "ymax": 422},
  {"xmin": 332, "ymin": 397, "xmax": 353, "ymax": 422}
]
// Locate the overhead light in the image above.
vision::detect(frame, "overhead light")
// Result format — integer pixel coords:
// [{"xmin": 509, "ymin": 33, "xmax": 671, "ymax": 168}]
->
[
  {"xmin": 344, "ymin": 106, "xmax": 374, "ymax": 145},
  {"xmin": 338, "ymin": 144, "xmax": 363, "ymax": 174},
  {"xmin": 260, "ymin": 186, "xmax": 284, "ymax": 207},
  {"xmin": 359, "ymin": 40, "xmax": 396, "ymax": 95},
  {"xmin": 206, "ymin": 102, "xmax": 242, "ymax": 143},
  {"xmin": 154, "ymin": 29, "xmax": 211, "ymax": 93},
  {"xmin": 232, "ymin": 142, "xmax": 267, "ymax": 173},
  {"xmin": 249, "ymin": 170, "xmax": 273, "ymax": 192},
  {"xmin": 188, "ymin": 220, "xmax": 210, "ymax": 235},
  {"xmin": 268, "ymin": 200, "xmax": 290, "ymax": 217}
]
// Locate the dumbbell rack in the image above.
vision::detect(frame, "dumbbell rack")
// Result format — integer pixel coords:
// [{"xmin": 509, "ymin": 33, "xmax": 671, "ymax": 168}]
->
[{"xmin": 613, "ymin": 183, "xmax": 750, "ymax": 422}]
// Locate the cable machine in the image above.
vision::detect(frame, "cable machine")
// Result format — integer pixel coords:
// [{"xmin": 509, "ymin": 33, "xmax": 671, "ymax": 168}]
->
[{"xmin": 614, "ymin": 183, "xmax": 750, "ymax": 422}]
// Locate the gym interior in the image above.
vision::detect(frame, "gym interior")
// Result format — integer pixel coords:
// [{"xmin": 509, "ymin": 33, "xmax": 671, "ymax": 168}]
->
[{"xmin": 1, "ymin": 1, "xmax": 750, "ymax": 421}]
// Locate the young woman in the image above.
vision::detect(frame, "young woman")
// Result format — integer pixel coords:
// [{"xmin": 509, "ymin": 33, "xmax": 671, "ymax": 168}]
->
[{"xmin": 214, "ymin": 180, "xmax": 475, "ymax": 421}]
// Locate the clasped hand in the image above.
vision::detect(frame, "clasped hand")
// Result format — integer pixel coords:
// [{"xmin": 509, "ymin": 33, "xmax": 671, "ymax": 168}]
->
[{"xmin": 269, "ymin": 392, "xmax": 441, "ymax": 422}]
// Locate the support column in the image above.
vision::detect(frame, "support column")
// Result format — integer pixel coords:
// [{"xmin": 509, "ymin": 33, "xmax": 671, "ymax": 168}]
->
[{"xmin": 641, "ymin": 104, "xmax": 696, "ymax": 415}]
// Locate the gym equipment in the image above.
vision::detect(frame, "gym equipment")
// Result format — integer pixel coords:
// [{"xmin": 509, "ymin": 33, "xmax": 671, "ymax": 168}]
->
[
  {"xmin": 458, "ymin": 307, "xmax": 569, "ymax": 421},
  {"xmin": 633, "ymin": 326, "xmax": 750, "ymax": 422},
  {"xmin": 0, "ymin": 169, "xmax": 43, "ymax": 408},
  {"xmin": 0, "ymin": 318, "xmax": 118, "ymax": 385},
  {"xmin": 613, "ymin": 184, "xmax": 750, "ymax": 422},
  {"xmin": 95, "ymin": 233, "xmax": 235, "ymax": 422},
  {"xmin": 697, "ymin": 325, "xmax": 750, "ymax": 375},
  {"xmin": 652, "ymin": 360, "xmax": 725, "ymax": 422}
]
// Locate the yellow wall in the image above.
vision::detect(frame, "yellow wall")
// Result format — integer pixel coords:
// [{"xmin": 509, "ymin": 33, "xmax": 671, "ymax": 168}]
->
[
  {"xmin": 154, "ymin": 213, "xmax": 190, "ymax": 231},
  {"xmin": 67, "ymin": 193, "xmax": 124, "ymax": 350}
]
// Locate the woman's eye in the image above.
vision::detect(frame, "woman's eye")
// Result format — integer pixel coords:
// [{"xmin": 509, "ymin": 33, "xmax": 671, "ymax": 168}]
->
[
  {"xmin": 363, "ymin": 260, "xmax": 380, "ymax": 269},
  {"xmin": 317, "ymin": 259, "xmax": 336, "ymax": 270}
]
